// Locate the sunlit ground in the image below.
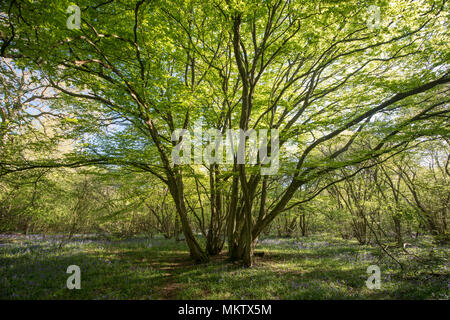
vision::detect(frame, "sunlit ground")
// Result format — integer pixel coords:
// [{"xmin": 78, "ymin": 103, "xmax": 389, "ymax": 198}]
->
[{"xmin": 0, "ymin": 233, "xmax": 448, "ymax": 299}]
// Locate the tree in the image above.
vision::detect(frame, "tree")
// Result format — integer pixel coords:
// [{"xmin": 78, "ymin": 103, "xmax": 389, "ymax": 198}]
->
[{"xmin": 1, "ymin": 0, "xmax": 448, "ymax": 266}]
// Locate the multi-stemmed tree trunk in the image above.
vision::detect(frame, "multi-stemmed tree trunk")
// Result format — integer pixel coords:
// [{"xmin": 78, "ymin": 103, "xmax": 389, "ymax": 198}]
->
[
  {"xmin": 206, "ymin": 164, "xmax": 225, "ymax": 255},
  {"xmin": 298, "ymin": 212, "xmax": 307, "ymax": 237}
]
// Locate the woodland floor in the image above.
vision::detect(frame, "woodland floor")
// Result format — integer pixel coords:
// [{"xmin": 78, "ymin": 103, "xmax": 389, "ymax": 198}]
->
[{"xmin": 0, "ymin": 233, "xmax": 448, "ymax": 299}]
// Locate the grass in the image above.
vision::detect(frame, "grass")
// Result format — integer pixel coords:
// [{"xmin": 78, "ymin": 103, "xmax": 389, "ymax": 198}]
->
[{"xmin": 0, "ymin": 233, "xmax": 448, "ymax": 299}]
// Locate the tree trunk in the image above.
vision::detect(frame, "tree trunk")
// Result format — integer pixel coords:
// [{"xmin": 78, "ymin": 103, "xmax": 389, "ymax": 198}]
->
[
  {"xmin": 206, "ymin": 164, "xmax": 225, "ymax": 255},
  {"xmin": 168, "ymin": 171, "xmax": 208, "ymax": 263},
  {"xmin": 392, "ymin": 214, "xmax": 402, "ymax": 247}
]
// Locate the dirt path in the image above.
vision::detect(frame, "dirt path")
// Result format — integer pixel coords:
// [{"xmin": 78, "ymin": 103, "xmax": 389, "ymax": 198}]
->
[
  {"xmin": 157, "ymin": 258, "xmax": 194, "ymax": 299},
  {"xmin": 157, "ymin": 253, "xmax": 229, "ymax": 299}
]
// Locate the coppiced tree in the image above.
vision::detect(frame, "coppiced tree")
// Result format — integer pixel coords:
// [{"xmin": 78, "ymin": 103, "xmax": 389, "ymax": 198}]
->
[{"xmin": 1, "ymin": 0, "xmax": 448, "ymax": 265}]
